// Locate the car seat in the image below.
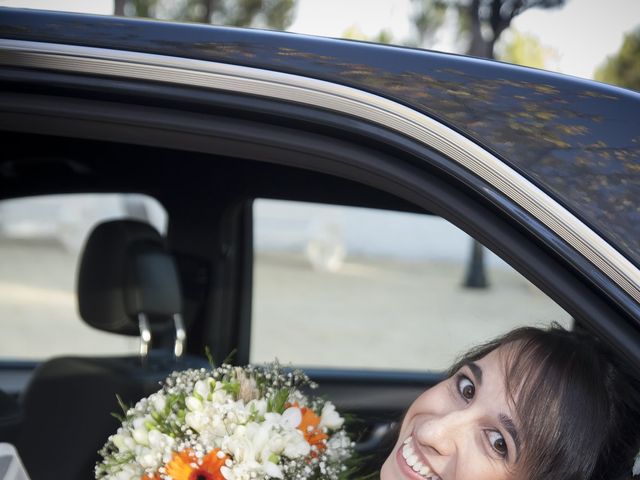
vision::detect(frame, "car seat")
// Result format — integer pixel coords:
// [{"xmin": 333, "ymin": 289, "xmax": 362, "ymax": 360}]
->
[{"xmin": 15, "ymin": 219, "xmax": 209, "ymax": 480}]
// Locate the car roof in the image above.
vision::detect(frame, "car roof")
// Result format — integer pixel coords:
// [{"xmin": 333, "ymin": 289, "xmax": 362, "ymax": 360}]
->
[{"xmin": 1, "ymin": 7, "xmax": 640, "ymax": 271}]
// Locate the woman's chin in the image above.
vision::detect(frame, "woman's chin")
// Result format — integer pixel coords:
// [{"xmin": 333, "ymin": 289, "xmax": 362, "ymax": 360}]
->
[
  {"xmin": 380, "ymin": 448, "xmax": 400, "ymax": 480},
  {"xmin": 380, "ymin": 455, "xmax": 392, "ymax": 480}
]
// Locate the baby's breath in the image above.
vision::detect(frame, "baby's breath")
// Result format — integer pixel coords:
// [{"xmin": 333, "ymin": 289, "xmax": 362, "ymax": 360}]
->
[{"xmin": 96, "ymin": 362, "xmax": 356, "ymax": 480}]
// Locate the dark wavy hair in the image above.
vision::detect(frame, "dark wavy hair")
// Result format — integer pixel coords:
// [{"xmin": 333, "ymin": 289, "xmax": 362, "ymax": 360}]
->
[{"xmin": 448, "ymin": 325, "xmax": 640, "ymax": 480}]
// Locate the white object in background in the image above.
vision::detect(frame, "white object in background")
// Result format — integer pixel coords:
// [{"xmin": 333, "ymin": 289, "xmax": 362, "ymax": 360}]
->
[{"xmin": 0, "ymin": 444, "xmax": 30, "ymax": 480}]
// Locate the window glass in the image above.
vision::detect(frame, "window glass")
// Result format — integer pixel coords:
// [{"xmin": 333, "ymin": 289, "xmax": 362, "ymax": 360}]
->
[
  {"xmin": 251, "ymin": 199, "xmax": 572, "ymax": 371},
  {"xmin": 0, "ymin": 194, "xmax": 167, "ymax": 360}
]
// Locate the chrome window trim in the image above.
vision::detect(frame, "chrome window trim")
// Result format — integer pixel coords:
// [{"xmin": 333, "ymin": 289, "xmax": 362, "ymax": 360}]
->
[{"xmin": 1, "ymin": 39, "xmax": 639, "ymax": 303}]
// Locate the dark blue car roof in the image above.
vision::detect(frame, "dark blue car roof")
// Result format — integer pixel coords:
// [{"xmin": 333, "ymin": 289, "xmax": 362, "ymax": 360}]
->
[{"xmin": 1, "ymin": 8, "xmax": 640, "ymax": 267}]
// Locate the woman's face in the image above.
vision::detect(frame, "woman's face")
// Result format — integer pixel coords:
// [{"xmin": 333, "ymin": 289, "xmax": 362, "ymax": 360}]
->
[{"xmin": 380, "ymin": 347, "xmax": 520, "ymax": 480}]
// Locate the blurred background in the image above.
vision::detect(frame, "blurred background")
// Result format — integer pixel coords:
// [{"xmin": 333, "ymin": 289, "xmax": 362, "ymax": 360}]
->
[
  {"xmin": 0, "ymin": 0, "xmax": 637, "ymax": 369},
  {"xmin": 2, "ymin": 0, "xmax": 639, "ymax": 88}
]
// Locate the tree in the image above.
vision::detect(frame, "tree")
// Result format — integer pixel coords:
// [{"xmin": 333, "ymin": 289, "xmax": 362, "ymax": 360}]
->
[
  {"xmin": 114, "ymin": 0, "xmax": 297, "ymax": 31},
  {"xmin": 411, "ymin": 0, "xmax": 565, "ymax": 59},
  {"xmin": 341, "ymin": 25, "xmax": 394, "ymax": 45},
  {"xmin": 496, "ymin": 29, "xmax": 558, "ymax": 69},
  {"xmin": 411, "ymin": 1, "xmax": 566, "ymax": 288},
  {"xmin": 595, "ymin": 29, "xmax": 640, "ymax": 92}
]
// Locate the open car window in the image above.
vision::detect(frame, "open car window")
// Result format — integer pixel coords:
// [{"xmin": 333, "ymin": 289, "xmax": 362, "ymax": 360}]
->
[
  {"xmin": 251, "ymin": 198, "xmax": 572, "ymax": 371},
  {"xmin": 0, "ymin": 193, "xmax": 167, "ymax": 360}
]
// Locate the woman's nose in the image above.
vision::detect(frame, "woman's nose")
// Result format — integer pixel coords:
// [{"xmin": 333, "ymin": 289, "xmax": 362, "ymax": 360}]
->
[{"xmin": 414, "ymin": 411, "xmax": 469, "ymax": 457}]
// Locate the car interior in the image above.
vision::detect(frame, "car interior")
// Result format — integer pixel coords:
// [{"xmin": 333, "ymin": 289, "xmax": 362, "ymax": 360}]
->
[
  {"xmin": 0, "ymin": 131, "xmax": 446, "ymax": 479},
  {"xmin": 1, "ymin": 67, "xmax": 634, "ymax": 480}
]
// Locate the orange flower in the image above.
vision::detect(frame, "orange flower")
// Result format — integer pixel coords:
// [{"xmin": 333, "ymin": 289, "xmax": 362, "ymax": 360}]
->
[
  {"xmin": 161, "ymin": 448, "xmax": 228, "ymax": 480},
  {"xmin": 297, "ymin": 406, "xmax": 328, "ymax": 453}
]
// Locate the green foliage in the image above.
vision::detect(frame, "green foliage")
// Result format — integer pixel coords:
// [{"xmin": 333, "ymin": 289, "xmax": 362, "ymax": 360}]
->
[
  {"xmin": 341, "ymin": 25, "xmax": 394, "ymax": 45},
  {"xmin": 267, "ymin": 387, "xmax": 290, "ymax": 413},
  {"xmin": 496, "ymin": 30, "xmax": 556, "ymax": 69},
  {"xmin": 410, "ymin": 0, "xmax": 565, "ymax": 58},
  {"xmin": 411, "ymin": 0, "xmax": 448, "ymax": 46},
  {"xmin": 204, "ymin": 345, "xmax": 216, "ymax": 369},
  {"xmin": 595, "ymin": 29, "xmax": 640, "ymax": 92},
  {"xmin": 119, "ymin": 0, "xmax": 297, "ymax": 30},
  {"xmin": 115, "ymin": 393, "xmax": 129, "ymax": 416}
]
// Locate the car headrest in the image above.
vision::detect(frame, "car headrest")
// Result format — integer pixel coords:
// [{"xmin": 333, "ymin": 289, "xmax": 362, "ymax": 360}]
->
[{"xmin": 77, "ymin": 220, "xmax": 182, "ymax": 335}]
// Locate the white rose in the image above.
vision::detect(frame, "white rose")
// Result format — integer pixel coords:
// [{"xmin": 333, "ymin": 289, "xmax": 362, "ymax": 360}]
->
[
  {"xmin": 281, "ymin": 407, "xmax": 302, "ymax": 429},
  {"xmin": 282, "ymin": 431, "xmax": 310, "ymax": 458},
  {"xmin": 319, "ymin": 402, "xmax": 344, "ymax": 430}
]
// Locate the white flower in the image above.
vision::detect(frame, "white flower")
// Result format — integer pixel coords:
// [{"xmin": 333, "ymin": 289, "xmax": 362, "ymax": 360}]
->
[
  {"xmin": 132, "ymin": 426, "xmax": 149, "ymax": 446},
  {"xmin": 195, "ymin": 379, "xmax": 210, "ymax": 399},
  {"xmin": 247, "ymin": 398, "xmax": 268, "ymax": 418},
  {"xmin": 147, "ymin": 429, "xmax": 173, "ymax": 451},
  {"xmin": 281, "ymin": 406, "xmax": 302, "ymax": 429},
  {"xmin": 105, "ymin": 464, "xmax": 141, "ymax": 480},
  {"xmin": 151, "ymin": 394, "xmax": 166, "ymax": 413},
  {"xmin": 326, "ymin": 430, "xmax": 352, "ymax": 461},
  {"xmin": 633, "ymin": 449, "xmax": 640, "ymax": 476},
  {"xmin": 185, "ymin": 410, "xmax": 206, "ymax": 431},
  {"xmin": 185, "ymin": 396, "xmax": 203, "ymax": 412},
  {"xmin": 319, "ymin": 402, "xmax": 344, "ymax": 430},
  {"xmin": 96, "ymin": 364, "xmax": 355, "ymax": 480},
  {"xmin": 220, "ymin": 465, "xmax": 234, "ymax": 480},
  {"xmin": 111, "ymin": 433, "xmax": 131, "ymax": 453},
  {"xmin": 138, "ymin": 450, "xmax": 158, "ymax": 469},
  {"xmin": 282, "ymin": 430, "xmax": 311, "ymax": 458},
  {"xmin": 264, "ymin": 461, "xmax": 284, "ymax": 478}
]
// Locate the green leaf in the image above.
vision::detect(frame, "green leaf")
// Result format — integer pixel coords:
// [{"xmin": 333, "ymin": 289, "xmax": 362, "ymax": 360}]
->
[
  {"xmin": 268, "ymin": 388, "xmax": 290, "ymax": 413},
  {"xmin": 222, "ymin": 348, "xmax": 237, "ymax": 365},
  {"xmin": 222, "ymin": 382, "xmax": 240, "ymax": 397},
  {"xmin": 115, "ymin": 394, "xmax": 129, "ymax": 416},
  {"xmin": 204, "ymin": 345, "xmax": 216, "ymax": 369},
  {"xmin": 110, "ymin": 412, "xmax": 125, "ymax": 423}
]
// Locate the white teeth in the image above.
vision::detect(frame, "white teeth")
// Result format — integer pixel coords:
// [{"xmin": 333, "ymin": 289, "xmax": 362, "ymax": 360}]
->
[
  {"xmin": 400, "ymin": 436, "xmax": 441, "ymax": 480},
  {"xmin": 402, "ymin": 444, "xmax": 413, "ymax": 458}
]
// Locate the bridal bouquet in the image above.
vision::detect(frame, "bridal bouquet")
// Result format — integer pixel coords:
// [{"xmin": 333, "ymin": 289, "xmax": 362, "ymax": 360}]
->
[{"xmin": 95, "ymin": 363, "xmax": 355, "ymax": 480}]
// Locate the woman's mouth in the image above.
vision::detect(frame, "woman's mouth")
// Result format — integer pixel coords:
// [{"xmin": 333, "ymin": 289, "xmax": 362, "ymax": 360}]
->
[{"xmin": 397, "ymin": 435, "xmax": 441, "ymax": 480}]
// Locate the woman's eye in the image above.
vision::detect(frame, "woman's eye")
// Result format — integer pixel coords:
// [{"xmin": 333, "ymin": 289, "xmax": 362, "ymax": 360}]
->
[
  {"xmin": 456, "ymin": 375, "xmax": 475, "ymax": 400},
  {"xmin": 487, "ymin": 430, "xmax": 508, "ymax": 458}
]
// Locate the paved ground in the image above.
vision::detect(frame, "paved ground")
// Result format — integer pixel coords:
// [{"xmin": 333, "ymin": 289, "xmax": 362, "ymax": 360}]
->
[
  {"xmin": 1, "ymin": 242, "xmax": 570, "ymax": 372},
  {"xmin": 251, "ymin": 252, "xmax": 570, "ymax": 371}
]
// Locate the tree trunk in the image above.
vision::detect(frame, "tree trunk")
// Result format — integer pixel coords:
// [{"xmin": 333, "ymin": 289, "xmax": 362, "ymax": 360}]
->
[
  {"xmin": 114, "ymin": 0, "xmax": 126, "ymax": 16},
  {"xmin": 465, "ymin": 0, "xmax": 494, "ymax": 59},
  {"xmin": 464, "ymin": 239, "xmax": 489, "ymax": 289},
  {"xmin": 202, "ymin": 0, "xmax": 218, "ymax": 23}
]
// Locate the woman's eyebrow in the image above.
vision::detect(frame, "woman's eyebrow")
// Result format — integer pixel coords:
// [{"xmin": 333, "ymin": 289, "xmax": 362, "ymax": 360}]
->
[
  {"xmin": 467, "ymin": 362, "xmax": 483, "ymax": 385},
  {"xmin": 499, "ymin": 413, "xmax": 520, "ymax": 459}
]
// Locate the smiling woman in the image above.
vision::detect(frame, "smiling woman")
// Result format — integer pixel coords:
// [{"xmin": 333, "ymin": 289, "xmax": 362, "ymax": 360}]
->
[{"xmin": 380, "ymin": 326, "xmax": 640, "ymax": 480}]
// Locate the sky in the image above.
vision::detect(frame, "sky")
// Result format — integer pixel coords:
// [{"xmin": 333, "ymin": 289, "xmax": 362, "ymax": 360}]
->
[{"xmin": 1, "ymin": 0, "xmax": 639, "ymax": 80}]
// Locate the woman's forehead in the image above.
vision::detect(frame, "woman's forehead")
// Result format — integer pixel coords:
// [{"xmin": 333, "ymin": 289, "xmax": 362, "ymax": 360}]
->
[{"xmin": 473, "ymin": 347, "xmax": 522, "ymax": 409}]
